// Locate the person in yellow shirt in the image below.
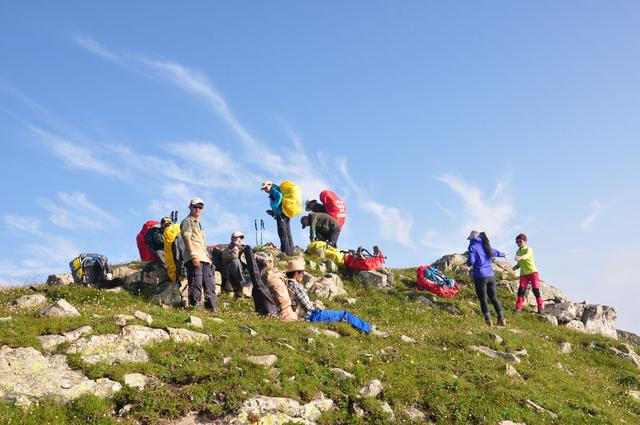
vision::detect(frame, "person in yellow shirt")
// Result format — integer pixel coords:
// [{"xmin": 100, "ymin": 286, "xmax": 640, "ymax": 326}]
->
[{"xmin": 513, "ymin": 233, "xmax": 543, "ymax": 313}]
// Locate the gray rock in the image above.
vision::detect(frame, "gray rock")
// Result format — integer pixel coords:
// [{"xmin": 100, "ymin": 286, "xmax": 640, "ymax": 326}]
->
[
  {"xmin": 13, "ymin": 294, "xmax": 47, "ymax": 310},
  {"xmin": 415, "ymin": 296, "xmax": 438, "ymax": 308},
  {"xmin": 431, "ymin": 253, "xmax": 471, "ymax": 276},
  {"xmin": 609, "ymin": 346, "xmax": 640, "ymax": 368},
  {"xmin": 211, "ymin": 317, "xmax": 224, "ymax": 323},
  {"xmin": 629, "ymin": 390, "xmax": 640, "ymax": 401},
  {"xmin": 46, "ymin": 273, "xmax": 74, "ymax": 286},
  {"xmin": 499, "ymin": 280, "xmax": 570, "ymax": 306},
  {"xmin": 167, "ymin": 327, "xmax": 209, "ymax": 343},
  {"xmin": 380, "ymin": 401, "xmax": 395, "ymax": 420},
  {"xmin": 498, "ymin": 422, "xmax": 527, "ymax": 425},
  {"xmin": 221, "ymin": 395, "xmax": 334, "ymax": 424},
  {"xmin": 110, "ymin": 265, "xmax": 137, "ymax": 281},
  {"xmin": 353, "ymin": 403, "xmax": 365, "ymax": 417},
  {"xmin": 445, "ymin": 306, "xmax": 463, "ymax": 316},
  {"xmin": 114, "ymin": 314, "xmax": 135, "ymax": 326},
  {"xmin": 330, "ymin": 368, "xmax": 354, "ymax": 380},
  {"xmin": 307, "ymin": 260, "xmax": 317, "ymax": 271},
  {"xmin": 345, "ymin": 297, "xmax": 357, "ymax": 305},
  {"xmin": 379, "ymin": 268, "xmax": 395, "ymax": 286},
  {"xmin": 121, "ymin": 325, "xmax": 170, "ymax": 346},
  {"xmin": 526, "ymin": 399, "xmax": 558, "ymax": 419},
  {"xmin": 581, "ymin": 304, "xmax": 617, "ymax": 339},
  {"xmin": 324, "ymin": 260, "xmax": 339, "ymax": 274},
  {"xmin": 62, "ymin": 325, "xmax": 92, "ymax": 341},
  {"xmin": 247, "ymin": 354, "xmax": 278, "ymax": 367},
  {"xmin": 541, "ymin": 314, "xmax": 558, "ymax": 326},
  {"xmin": 558, "ymin": 342, "xmax": 572, "ymax": 354},
  {"xmin": 188, "ymin": 316, "xmax": 204, "ymax": 329},
  {"xmin": 565, "ymin": 320, "xmax": 585, "ymax": 332},
  {"xmin": 38, "ymin": 335, "xmax": 68, "ymax": 353},
  {"xmin": 400, "ymin": 335, "xmax": 416, "ymax": 344},
  {"xmin": 123, "ymin": 373, "xmax": 148, "ymax": 390},
  {"xmin": 39, "ymin": 299, "xmax": 80, "ymax": 317},
  {"xmin": 0, "ymin": 317, "xmax": 11, "ymax": 322},
  {"xmin": 307, "ymin": 273, "xmax": 347, "ymax": 300},
  {"xmin": 317, "ymin": 263, "xmax": 327, "ymax": 275},
  {"xmin": 554, "ymin": 362, "xmax": 573, "ymax": 375},
  {"xmin": 321, "ymin": 330, "xmax": 340, "ymax": 339},
  {"xmin": 134, "ymin": 310, "xmax": 153, "ymax": 325},
  {"xmin": 0, "ymin": 346, "xmax": 121, "ymax": 407},
  {"xmin": 505, "ymin": 364, "xmax": 522, "ymax": 379},
  {"xmin": 403, "ymin": 406, "xmax": 425, "ymax": 421},
  {"xmin": 105, "ymin": 287, "xmax": 122, "ymax": 293},
  {"xmin": 489, "ymin": 333, "xmax": 504, "ymax": 345},
  {"xmin": 358, "ymin": 270, "xmax": 392, "ymax": 289},
  {"xmin": 359, "ymin": 379, "xmax": 383, "ymax": 398},
  {"xmin": 471, "ymin": 345, "xmax": 521, "ymax": 364}
]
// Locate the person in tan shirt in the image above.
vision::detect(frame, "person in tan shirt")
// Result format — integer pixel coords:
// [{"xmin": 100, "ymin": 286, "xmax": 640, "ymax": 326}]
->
[
  {"xmin": 180, "ymin": 197, "xmax": 216, "ymax": 311},
  {"xmin": 257, "ymin": 254, "xmax": 298, "ymax": 321}
]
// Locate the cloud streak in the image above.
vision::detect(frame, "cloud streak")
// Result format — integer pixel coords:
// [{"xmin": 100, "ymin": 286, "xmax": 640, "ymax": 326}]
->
[
  {"xmin": 580, "ymin": 201, "xmax": 603, "ymax": 232},
  {"xmin": 39, "ymin": 192, "xmax": 117, "ymax": 232}
]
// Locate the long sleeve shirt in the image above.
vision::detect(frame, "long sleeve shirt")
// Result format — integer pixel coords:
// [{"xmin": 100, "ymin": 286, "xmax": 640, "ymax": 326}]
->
[
  {"xmin": 466, "ymin": 237, "xmax": 505, "ymax": 278},
  {"xmin": 515, "ymin": 246, "xmax": 538, "ymax": 275},
  {"xmin": 287, "ymin": 280, "xmax": 315, "ymax": 315},
  {"xmin": 269, "ymin": 185, "xmax": 283, "ymax": 217}
]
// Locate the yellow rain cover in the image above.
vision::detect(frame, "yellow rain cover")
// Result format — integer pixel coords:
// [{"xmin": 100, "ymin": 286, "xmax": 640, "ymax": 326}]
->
[
  {"xmin": 164, "ymin": 223, "xmax": 181, "ymax": 282},
  {"xmin": 305, "ymin": 240, "xmax": 344, "ymax": 266},
  {"xmin": 280, "ymin": 180, "xmax": 302, "ymax": 218}
]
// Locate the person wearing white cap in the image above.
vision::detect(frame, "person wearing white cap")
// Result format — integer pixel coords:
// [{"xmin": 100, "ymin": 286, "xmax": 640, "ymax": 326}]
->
[
  {"xmin": 221, "ymin": 231, "xmax": 250, "ymax": 297},
  {"xmin": 180, "ymin": 198, "xmax": 216, "ymax": 311},
  {"xmin": 261, "ymin": 181, "xmax": 294, "ymax": 256}
]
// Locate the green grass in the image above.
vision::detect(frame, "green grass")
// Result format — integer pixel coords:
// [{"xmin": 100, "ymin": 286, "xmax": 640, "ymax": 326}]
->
[{"xmin": 0, "ymin": 266, "xmax": 639, "ymax": 424}]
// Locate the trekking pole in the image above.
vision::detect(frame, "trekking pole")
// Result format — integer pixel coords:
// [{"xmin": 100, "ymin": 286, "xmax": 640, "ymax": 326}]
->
[
  {"xmin": 260, "ymin": 219, "xmax": 265, "ymax": 245},
  {"xmin": 254, "ymin": 219, "xmax": 259, "ymax": 246}
]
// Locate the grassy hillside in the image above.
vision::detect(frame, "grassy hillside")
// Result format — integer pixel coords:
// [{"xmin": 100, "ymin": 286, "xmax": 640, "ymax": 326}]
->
[{"xmin": 0, "ymin": 264, "xmax": 639, "ymax": 425}]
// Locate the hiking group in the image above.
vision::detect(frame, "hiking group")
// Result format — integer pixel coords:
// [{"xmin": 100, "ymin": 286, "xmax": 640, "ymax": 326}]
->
[{"xmin": 72, "ymin": 178, "xmax": 544, "ymax": 334}]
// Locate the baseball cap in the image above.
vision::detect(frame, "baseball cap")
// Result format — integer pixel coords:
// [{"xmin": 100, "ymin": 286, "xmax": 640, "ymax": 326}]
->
[
  {"xmin": 260, "ymin": 181, "xmax": 273, "ymax": 190},
  {"xmin": 189, "ymin": 197, "xmax": 205, "ymax": 207},
  {"xmin": 231, "ymin": 231, "xmax": 244, "ymax": 238}
]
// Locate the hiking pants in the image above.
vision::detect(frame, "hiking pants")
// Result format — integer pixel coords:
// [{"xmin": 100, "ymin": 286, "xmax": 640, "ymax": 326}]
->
[
  {"xmin": 153, "ymin": 249, "xmax": 166, "ymax": 268},
  {"xmin": 473, "ymin": 276, "xmax": 503, "ymax": 321},
  {"xmin": 306, "ymin": 309, "xmax": 372, "ymax": 333},
  {"xmin": 276, "ymin": 214, "xmax": 294, "ymax": 256},
  {"xmin": 317, "ymin": 228, "xmax": 341, "ymax": 248},
  {"xmin": 186, "ymin": 261, "xmax": 216, "ymax": 310},
  {"xmin": 226, "ymin": 258, "xmax": 248, "ymax": 296},
  {"xmin": 516, "ymin": 272, "xmax": 543, "ymax": 312}
]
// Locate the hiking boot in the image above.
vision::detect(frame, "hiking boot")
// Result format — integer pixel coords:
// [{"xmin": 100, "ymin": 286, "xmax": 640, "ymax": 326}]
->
[
  {"xmin": 497, "ymin": 318, "xmax": 506, "ymax": 327},
  {"xmin": 484, "ymin": 318, "xmax": 493, "ymax": 327}
]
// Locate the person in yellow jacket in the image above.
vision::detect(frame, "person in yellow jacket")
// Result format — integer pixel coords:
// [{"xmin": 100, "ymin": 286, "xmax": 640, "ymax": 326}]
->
[
  {"xmin": 513, "ymin": 233, "xmax": 544, "ymax": 313},
  {"xmin": 180, "ymin": 197, "xmax": 216, "ymax": 312}
]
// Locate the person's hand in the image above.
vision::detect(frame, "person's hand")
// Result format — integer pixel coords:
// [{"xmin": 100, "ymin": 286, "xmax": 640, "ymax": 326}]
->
[
  {"xmin": 266, "ymin": 209, "xmax": 274, "ymax": 217},
  {"xmin": 193, "ymin": 258, "xmax": 201, "ymax": 268},
  {"xmin": 515, "ymin": 256, "xmax": 522, "ymax": 261}
]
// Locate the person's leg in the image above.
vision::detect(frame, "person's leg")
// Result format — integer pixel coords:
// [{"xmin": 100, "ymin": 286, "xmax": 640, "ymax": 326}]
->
[
  {"xmin": 515, "ymin": 273, "xmax": 529, "ymax": 312},
  {"xmin": 486, "ymin": 276, "xmax": 504, "ymax": 322},
  {"xmin": 529, "ymin": 272, "xmax": 543, "ymax": 313},
  {"xmin": 276, "ymin": 216, "xmax": 288, "ymax": 255},
  {"xmin": 154, "ymin": 250, "xmax": 166, "ymax": 268},
  {"xmin": 283, "ymin": 215, "xmax": 294, "ymax": 256},
  {"xmin": 329, "ymin": 228, "xmax": 340, "ymax": 247},
  {"xmin": 227, "ymin": 259, "xmax": 244, "ymax": 296},
  {"xmin": 202, "ymin": 262, "xmax": 217, "ymax": 311},
  {"xmin": 307, "ymin": 309, "xmax": 372, "ymax": 333},
  {"xmin": 186, "ymin": 261, "xmax": 203, "ymax": 307},
  {"xmin": 473, "ymin": 277, "xmax": 491, "ymax": 321}
]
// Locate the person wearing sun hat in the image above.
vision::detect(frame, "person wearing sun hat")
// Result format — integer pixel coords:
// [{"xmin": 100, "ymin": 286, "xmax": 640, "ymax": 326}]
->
[{"xmin": 180, "ymin": 197, "xmax": 216, "ymax": 312}]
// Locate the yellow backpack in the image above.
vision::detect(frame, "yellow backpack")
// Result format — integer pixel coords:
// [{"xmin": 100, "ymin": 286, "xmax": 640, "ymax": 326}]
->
[
  {"xmin": 305, "ymin": 240, "xmax": 345, "ymax": 266},
  {"xmin": 280, "ymin": 181, "xmax": 302, "ymax": 218},
  {"xmin": 163, "ymin": 224, "xmax": 181, "ymax": 282}
]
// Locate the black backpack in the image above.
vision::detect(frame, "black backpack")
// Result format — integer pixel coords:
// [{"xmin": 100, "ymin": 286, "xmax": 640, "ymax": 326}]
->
[{"xmin": 69, "ymin": 253, "xmax": 110, "ymax": 285}]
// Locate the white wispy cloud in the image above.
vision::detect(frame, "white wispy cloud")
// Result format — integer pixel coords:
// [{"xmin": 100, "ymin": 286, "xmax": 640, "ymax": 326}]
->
[
  {"xmin": 74, "ymin": 35, "xmax": 123, "ymax": 64},
  {"xmin": 580, "ymin": 201, "xmax": 604, "ymax": 232},
  {"xmin": 337, "ymin": 159, "xmax": 413, "ymax": 246},
  {"xmin": 4, "ymin": 215, "xmax": 41, "ymax": 234},
  {"xmin": 39, "ymin": 192, "xmax": 117, "ymax": 231},
  {"xmin": 30, "ymin": 126, "xmax": 120, "ymax": 177}
]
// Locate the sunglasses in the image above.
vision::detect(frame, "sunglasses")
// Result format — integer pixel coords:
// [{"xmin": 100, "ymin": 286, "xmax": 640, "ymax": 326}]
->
[{"xmin": 191, "ymin": 205, "xmax": 204, "ymax": 210}]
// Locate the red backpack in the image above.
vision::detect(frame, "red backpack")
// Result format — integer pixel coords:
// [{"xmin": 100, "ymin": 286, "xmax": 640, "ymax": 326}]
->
[
  {"xmin": 344, "ymin": 247, "xmax": 385, "ymax": 271},
  {"xmin": 319, "ymin": 190, "xmax": 346, "ymax": 228},
  {"xmin": 416, "ymin": 265, "xmax": 459, "ymax": 298},
  {"xmin": 136, "ymin": 220, "xmax": 159, "ymax": 262}
]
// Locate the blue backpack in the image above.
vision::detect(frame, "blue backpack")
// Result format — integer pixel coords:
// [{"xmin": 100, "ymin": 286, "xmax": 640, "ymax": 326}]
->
[{"xmin": 423, "ymin": 267, "xmax": 455, "ymax": 288}]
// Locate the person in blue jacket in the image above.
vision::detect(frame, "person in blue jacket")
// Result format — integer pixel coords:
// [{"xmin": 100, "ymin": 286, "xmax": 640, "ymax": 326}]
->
[
  {"xmin": 467, "ymin": 230, "xmax": 506, "ymax": 327},
  {"xmin": 261, "ymin": 181, "xmax": 294, "ymax": 256}
]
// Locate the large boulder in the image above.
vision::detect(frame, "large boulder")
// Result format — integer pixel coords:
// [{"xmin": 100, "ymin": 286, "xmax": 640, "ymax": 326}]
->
[
  {"xmin": 46, "ymin": 273, "xmax": 75, "ymax": 286},
  {"xmin": 545, "ymin": 302, "xmax": 617, "ymax": 339},
  {"xmin": 13, "ymin": 294, "xmax": 47, "ymax": 310},
  {"xmin": 0, "ymin": 346, "xmax": 121, "ymax": 408},
  {"xmin": 306, "ymin": 274, "xmax": 347, "ymax": 300},
  {"xmin": 358, "ymin": 270, "xmax": 393, "ymax": 289},
  {"xmin": 222, "ymin": 395, "xmax": 334, "ymax": 424},
  {"xmin": 431, "ymin": 253, "xmax": 470, "ymax": 276},
  {"xmin": 498, "ymin": 280, "xmax": 570, "ymax": 306},
  {"xmin": 39, "ymin": 299, "xmax": 81, "ymax": 318}
]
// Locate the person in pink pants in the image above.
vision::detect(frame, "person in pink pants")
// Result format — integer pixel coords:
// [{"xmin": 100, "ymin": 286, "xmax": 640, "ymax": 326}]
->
[{"xmin": 513, "ymin": 233, "xmax": 544, "ymax": 313}]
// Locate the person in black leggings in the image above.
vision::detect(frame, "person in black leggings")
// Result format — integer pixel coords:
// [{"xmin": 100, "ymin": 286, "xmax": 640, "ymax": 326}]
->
[{"xmin": 466, "ymin": 231, "xmax": 506, "ymax": 327}]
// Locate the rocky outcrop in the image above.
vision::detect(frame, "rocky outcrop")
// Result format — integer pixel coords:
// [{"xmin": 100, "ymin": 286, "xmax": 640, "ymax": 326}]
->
[
  {"xmin": 38, "ymin": 325, "xmax": 93, "ymax": 352},
  {"xmin": 222, "ymin": 395, "xmax": 334, "ymax": 424},
  {"xmin": 498, "ymin": 279, "xmax": 570, "ymax": 305},
  {"xmin": 46, "ymin": 273, "xmax": 74, "ymax": 286},
  {"xmin": 13, "ymin": 294, "xmax": 47, "ymax": 310},
  {"xmin": 358, "ymin": 270, "xmax": 393, "ymax": 289},
  {"xmin": 306, "ymin": 273, "xmax": 347, "ymax": 300},
  {"xmin": 545, "ymin": 302, "xmax": 617, "ymax": 339},
  {"xmin": 0, "ymin": 346, "xmax": 121, "ymax": 408}
]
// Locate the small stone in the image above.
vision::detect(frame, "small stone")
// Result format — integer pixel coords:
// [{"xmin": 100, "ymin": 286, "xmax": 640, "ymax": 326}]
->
[
  {"xmin": 471, "ymin": 345, "xmax": 521, "ymax": 364},
  {"xmin": 628, "ymin": 390, "xmax": 640, "ymax": 401},
  {"xmin": 39, "ymin": 299, "xmax": 80, "ymax": 317},
  {"xmin": 114, "ymin": 314, "xmax": 135, "ymax": 326},
  {"xmin": 526, "ymin": 399, "xmax": 558, "ymax": 419},
  {"xmin": 541, "ymin": 314, "xmax": 558, "ymax": 326},
  {"xmin": 123, "ymin": 373, "xmax": 148, "ymax": 390},
  {"xmin": 211, "ymin": 317, "xmax": 224, "ymax": 323},
  {"xmin": 513, "ymin": 349, "xmax": 529, "ymax": 357},
  {"xmin": 307, "ymin": 338, "xmax": 314, "ymax": 344},
  {"xmin": 307, "ymin": 327, "xmax": 321, "ymax": 335},
  {"xmin": 505, "ymin": 364, "xmax": 522, "ymax": 379},
  {"xmin": 223, "ymin": 357, "xmax": 232, "ymax": 365},
  {"xmin": 268, "ymin": 368, "xmax": 281, "ymax": 379},
  {"xmin": 508, "ymin": 328, "xmax": 524, "ymax": 334},
  {"xmin": 105, "ymin": 286, "xmax": 122, "ymax": 293},
  {"xmin": 554, "ymin": 362, "xmax": 573, "ymax": 375},
  {"xmin": 13, "ymin": 294, "xmax": 47, "ymax": 310},
  {"xmin": 353, "ymin": 403, "xmax": 365, "ymax": 417},
  {"xmin": 380, "ymin": 401, "xmax": 395, "ymax": 419},
  {"xmin": 445, "ymin": 306, "xmax": 463, "ymax": 316},
  {"xmin": 558, "ymin": 342, "xmax": 572, "ymax": 354},
  {"xmin": 400, "ymin": 335, "xmax": 415, "ymax": 343},
  {"xmin": 241, "ymin": 326, "xmax": 258, "ymax": 336},
  {"xmin": 167, "ymin": 327, "xmax": 209, "ymax": 343},
  {"xmin": 345, "ymin": 297, "xmax": 357, "ymax": 305},
  {"xmin": 46, "ymin": 273, "xmax": 75, "ymax": 286},
  {"xmin": 0, "ymin": 317, "xmax": 12, "ymax": 322},
  {"xmin": 489, "ymin": 333, "xmax": 504, "ymax": 344},
  {"xmin": 403, "ymin": 406, "xmax": 425, "ymax": 421},
  {"xmin": 308, "ymin": 260, "xmax": 317, "ymax": 270},
  {"xmin": 415, "ymin": 296, "xmax": 438, "ymax": 308},
  {"xmin": 324, "ymin": 260, "xmax": 339, "ymax": 273},
  {"xmin": 321, "ymin": 330, "xmax": 340, "ymax": 338},
  {"xmin": 498, "ymin": 422, "xmax": 526, "ymax": 425},
  {"xmin": 118, "ymin": 403, "xmax": 134, "ymax": 416},
  {"xmin": 188, "ymin": 316, "xmax": 204, "ymax": 329},
  {"xmin": 359, "ymin": 379, "xmax": 383, "ymax": 398},
  {"xmin": 247, "ymin": 354, "xmax": 278, "ymax": 367},
  {"xmin": 63, "ymin": 325, "xmax": 92, "ymax": 342},
  {"xmin": 38, "ymin": 335, "xmax": 68, "ymax": 352},
  {"xmin": 134, "ymin": 310, "xmax": 153, "ymax": 325},
  {"xmin": 330, "ymin": 368, "xmax": 354, "ymax": 380}
]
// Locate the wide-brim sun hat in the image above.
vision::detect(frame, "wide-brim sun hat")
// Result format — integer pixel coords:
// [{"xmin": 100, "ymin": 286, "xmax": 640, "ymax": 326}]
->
[{"xmin": 286, "ymin": 257, "xmax": 306, "ymax": 273}]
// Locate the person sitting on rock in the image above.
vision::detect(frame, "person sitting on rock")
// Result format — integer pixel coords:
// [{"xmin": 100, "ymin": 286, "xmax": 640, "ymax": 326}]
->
[
  {"xmin": 467, "ymin": 230, "xmax": 506, "ymax": 327},
  {"xmin": 148, "ymin": 217, "xmax": 172, "ymax": 267},
  {"xmin": 283, "ymin": 257, "xmax": 373, "ymax": 333},
  {"xmin": 222, "ymin": 231, "xmax": 251, "ymax": 298},
  {"xmin": 305, "ymin": 199, "xmax": 325, "ymax": 213},
  {"xmin": 301, "ymin": 212, "xmax": 341, "ymax": 247},
  {"xmin": 513, "ymin": 233, "xmax": 544, "ymax": 314}
]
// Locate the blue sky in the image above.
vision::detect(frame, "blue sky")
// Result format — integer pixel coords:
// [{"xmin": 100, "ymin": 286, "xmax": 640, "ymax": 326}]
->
[{"xmin": 1, "ymin": 2, "xmax": 639, "ymax": 332}]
